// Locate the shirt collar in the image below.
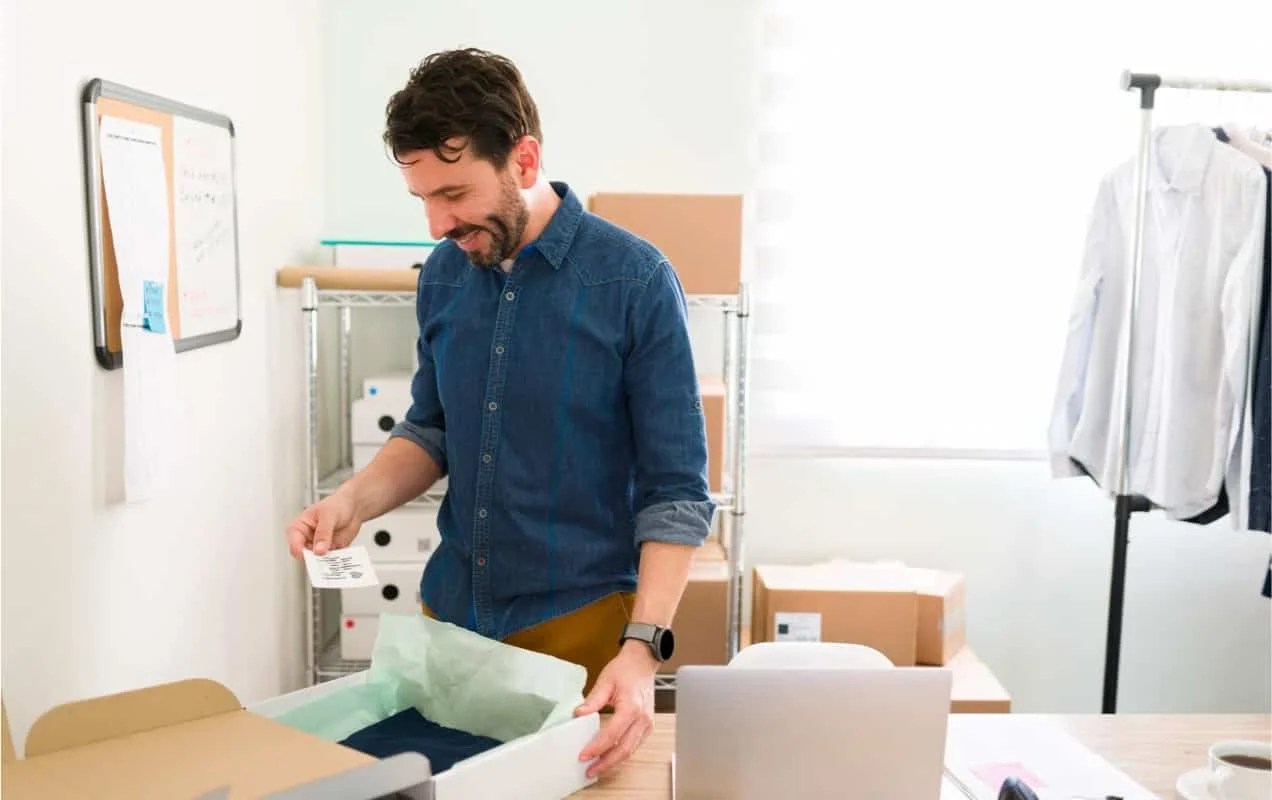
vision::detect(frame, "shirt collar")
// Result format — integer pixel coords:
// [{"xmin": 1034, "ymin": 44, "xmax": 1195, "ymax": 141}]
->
[
  {"xmin": 1150, "ymin": 123, "xmax": 1214, "ymax": 195},
  {"xmin": 525, "ymin": 181, "xmax": 583, "ymax": 269}
]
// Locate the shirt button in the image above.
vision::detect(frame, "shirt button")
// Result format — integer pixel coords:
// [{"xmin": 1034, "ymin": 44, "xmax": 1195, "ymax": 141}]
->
[
  {"xmin": 482, "ymin": 453, "xmax": 492, "ymax": 464},
  {"xmin": 505, "ymin": 291, "xmax": 515, "ymax": 301},
  {"xmin": 477, "ymin": 557, "xmax": 487, "ymax": 567},
  {"xmin": 495, "ymin": 345, "xmax": 505, "ymax": 355},
  {"xmin": 478, "ymin": 508, "xmax": 488, "ymax": 519},
  {"xmin": 488, "ymin": 401, "xmax": 497, "ymax": 411}
]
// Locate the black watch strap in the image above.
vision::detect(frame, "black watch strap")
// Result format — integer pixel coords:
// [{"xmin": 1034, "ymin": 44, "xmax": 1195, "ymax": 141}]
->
[
  {"xmin": 620, "ymin": 622, "xmax": 674, "ymax": 662},
  {"xmin": 620, "ymin": 622, "xmax": 659, "ymax": 644}
]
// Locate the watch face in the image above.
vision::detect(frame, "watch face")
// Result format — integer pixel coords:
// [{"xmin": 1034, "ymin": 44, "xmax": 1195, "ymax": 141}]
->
[{"xmin": 656, "ymin": 627, "xmax": 675, "ymax": 661}]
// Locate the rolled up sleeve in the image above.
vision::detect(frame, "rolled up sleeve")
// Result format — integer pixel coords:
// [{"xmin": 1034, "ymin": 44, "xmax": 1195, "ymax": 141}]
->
[
  {"xmin": 389, "ymin": 271, "xmax": 448, "ymax": 476},
  {"xmin": 625, "ymin": 259, "xmax": 716, "ymax": 547}
]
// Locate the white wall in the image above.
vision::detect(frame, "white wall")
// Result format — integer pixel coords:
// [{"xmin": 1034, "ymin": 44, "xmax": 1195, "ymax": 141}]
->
[
  {"xmin": 321, "ymin": 0, "xmax": 757, "ymax": 243},
  {"xmin": 320, "ymin": 0, "xmax": 1271, "ymax": 715},
  {"xmin": 0, "ymin": 0, "xmax": 325, "ymax": 751}
]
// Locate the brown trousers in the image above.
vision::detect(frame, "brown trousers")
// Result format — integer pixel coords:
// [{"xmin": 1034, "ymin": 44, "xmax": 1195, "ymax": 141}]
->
[{"xmin": 421, "ymin": 591, "xmax": 636, "ymax": 696}]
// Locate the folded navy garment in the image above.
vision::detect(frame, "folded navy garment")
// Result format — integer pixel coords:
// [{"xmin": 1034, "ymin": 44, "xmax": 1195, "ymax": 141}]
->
[{"xmin": 339, "ymin": 708, "xmax": 504, "ymax": 773}]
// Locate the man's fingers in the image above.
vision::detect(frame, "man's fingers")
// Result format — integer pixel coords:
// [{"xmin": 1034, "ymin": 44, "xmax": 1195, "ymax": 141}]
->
[
  {"xmin": 574, "ymin": 678, "xmax": 613, "ymax": 718},
  {"xmin": 586, "ymin": 714, "xmax": 648, "ymax": 779},
  {"xmin": 579, "ymin": 703, "xmax": 632, "ymax": 763},
  {"xmin": 286, "ymin": 508, "xmax": 317, "ymax": 559},
  {"xmin": 286, "ymin": 526, "xmax": 307, "ymax": 559},
  {"xmin": 311, "ymin": 510, "xmax": 336, "ymax": 555}
]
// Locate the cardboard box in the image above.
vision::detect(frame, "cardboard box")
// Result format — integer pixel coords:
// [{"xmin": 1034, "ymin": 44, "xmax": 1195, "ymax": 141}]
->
[
  {"xmin": 817, "ymin": 559, "xmax": 966, "ymax": 667},
  {"xmin": 586, "ymin": 193, "xmax": 743, "ymax": 295},
  {"xmin": 660, "ymin": 545, "xmax": 731, "ymax": 674},
  {"xmin": 736, "ymin": 626, "xmax": 1010, "ymax": 714},
  {"xmin": 2, "ymin": 674, "xmax": 601, "ymax": 799},
  {"xmin": 0, "ymin": 679, "xmax": 382, "ymax": 798},
  {"xmin": 700, "ymin": 376, "xmax": 727, "ymax": 493},
  {"xmin": 913, "ymin": 568, "xmax": 966, "ymax": 666},
  {"xmin": 696, "ymin": 539, "xmax": 727, "ymax": 562},
  {"xmin": 946, "ymin": 647, "xmax": 1012, "ymax": 713},
  {"xmin": 751, "ymin": 563, "xmax": 918, "ymax": 666}
]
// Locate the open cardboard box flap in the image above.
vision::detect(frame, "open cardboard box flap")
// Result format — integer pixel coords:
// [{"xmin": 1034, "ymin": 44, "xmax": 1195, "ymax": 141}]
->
[{"xmin": 1, "ymin": 678, "xmax": 376, "ymax": 799}]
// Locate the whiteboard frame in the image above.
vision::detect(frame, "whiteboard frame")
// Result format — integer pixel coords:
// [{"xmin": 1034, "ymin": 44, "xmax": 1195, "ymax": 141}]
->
[{"xmin": 81, "ymin": 78, "xmax": 243, "ymax": 369}]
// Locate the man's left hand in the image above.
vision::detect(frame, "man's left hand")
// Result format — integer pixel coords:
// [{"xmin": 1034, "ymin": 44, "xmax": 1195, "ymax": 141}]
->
[{"xmin": 574, "ymin": 640, "xmax": 658, "ymax": 778}]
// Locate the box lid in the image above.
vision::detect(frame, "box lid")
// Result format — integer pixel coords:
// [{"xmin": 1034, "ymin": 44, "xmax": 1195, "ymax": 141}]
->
[
  {"xmin": 755, "ymin": 562, "xmax": 917, "ymax": 594},
  {"xmin": 908, "ymin": 567, "xmax": 965, "ymax": 597},
  {"xmin": 1, "ymin": 678, "xmax": 376, "ymax": 799}
]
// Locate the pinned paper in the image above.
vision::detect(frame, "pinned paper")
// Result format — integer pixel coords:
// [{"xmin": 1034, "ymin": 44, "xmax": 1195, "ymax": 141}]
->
[
  {"xmin": 142, "ymin": 280, "xmax": 167, "ymax": 333},
  {"xmin": 99, "ymin": 115, "xmax": 182, "ymax": 503},
  {"xmin": 303, "ymin": 545, "xmax": 379, "ymax": 588}
]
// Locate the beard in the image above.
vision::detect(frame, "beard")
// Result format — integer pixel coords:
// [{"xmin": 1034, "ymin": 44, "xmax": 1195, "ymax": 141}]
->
[{"xmin": 447, "ymin": 173, "xmax": 530, "ymax": 268}]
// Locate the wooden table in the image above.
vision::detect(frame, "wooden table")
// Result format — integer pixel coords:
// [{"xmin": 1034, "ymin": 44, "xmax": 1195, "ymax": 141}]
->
[{"xmin": 576, "ymin": 713, "xmax": 1271, "ymax": 798}]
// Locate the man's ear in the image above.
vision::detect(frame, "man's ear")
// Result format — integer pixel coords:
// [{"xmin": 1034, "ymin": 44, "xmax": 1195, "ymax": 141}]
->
[{"xmin": 512, "ymin": 135, "xmax": 542, "ymax": 188}]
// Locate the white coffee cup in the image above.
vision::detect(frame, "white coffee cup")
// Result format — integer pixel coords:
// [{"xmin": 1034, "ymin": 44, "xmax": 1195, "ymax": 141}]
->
[{"xmin": 1208, "ymin": 740, "xmax": 1272, "ymax": 800}]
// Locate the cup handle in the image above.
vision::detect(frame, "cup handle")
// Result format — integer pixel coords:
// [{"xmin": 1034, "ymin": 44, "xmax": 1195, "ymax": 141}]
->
[{"xmin": 1207, "ymin": 766, "xmax": 1230, "ymax": 799}]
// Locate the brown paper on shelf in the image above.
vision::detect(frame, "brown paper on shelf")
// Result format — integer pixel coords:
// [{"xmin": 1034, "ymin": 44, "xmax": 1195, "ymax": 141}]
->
[{"xmin": 276, "ymin": 266, "xmax": 419, "ymax": 292}]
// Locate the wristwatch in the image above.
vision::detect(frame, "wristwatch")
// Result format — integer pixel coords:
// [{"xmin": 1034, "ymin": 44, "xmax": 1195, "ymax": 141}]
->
[{"xmin": 620, "ymin": 622, "xmax": 675, "ymax": 662}]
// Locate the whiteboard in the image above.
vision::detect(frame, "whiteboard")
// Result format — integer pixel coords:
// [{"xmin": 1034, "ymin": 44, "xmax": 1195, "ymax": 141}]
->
[
  {"xmin": 172, "ymin": 115, "xmax": 240, "ymax": 339},
  {"xmin": 82, "ymin": 79, "xmax": 242, "ymax": 369}
]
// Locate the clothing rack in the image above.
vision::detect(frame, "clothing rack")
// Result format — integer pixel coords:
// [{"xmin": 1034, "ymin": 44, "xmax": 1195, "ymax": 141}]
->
[{"xmin": 1103, "ymin": 70, "xmax": 1272, "ymax": 714}]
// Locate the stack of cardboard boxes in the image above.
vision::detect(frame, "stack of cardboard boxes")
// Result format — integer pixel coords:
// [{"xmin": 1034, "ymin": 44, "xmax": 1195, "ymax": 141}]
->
[
  {"xmin": 586, "ymin": 191, "xmax": 742, "ymax": 684},
  {"xmin": 660, "ymin": 538, "xmax": 731, "ymax": 677},
  {"xmin": 750, "ymin": 560, "xmax": 1010, "ymax": 712},
  {"xmin": 657, "ymin": 552, "xmax": 1011, "ymax": 714}
]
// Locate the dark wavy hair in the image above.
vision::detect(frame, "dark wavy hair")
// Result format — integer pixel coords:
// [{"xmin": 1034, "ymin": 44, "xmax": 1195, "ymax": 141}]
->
[{"xmin": 384, "ymin": 48, "xmax": 542, "ymax": 167}]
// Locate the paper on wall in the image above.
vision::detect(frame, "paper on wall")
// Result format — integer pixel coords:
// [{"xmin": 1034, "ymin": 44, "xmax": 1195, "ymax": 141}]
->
[{"xmin": 98, "ymin": 116, "xmax": 182, "ymax": 503}]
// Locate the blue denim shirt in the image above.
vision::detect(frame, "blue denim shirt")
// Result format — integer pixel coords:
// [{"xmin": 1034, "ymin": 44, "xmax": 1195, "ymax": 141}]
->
[{"xmin": 390, "ymin": 181, "xmax": 716, "ymax": 640}]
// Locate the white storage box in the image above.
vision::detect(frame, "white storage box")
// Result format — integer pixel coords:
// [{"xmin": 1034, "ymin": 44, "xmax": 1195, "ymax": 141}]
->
[
  {"xmin": 343, "ymin": 563, "xmax": 426, "ymax": 616},
  {"xmin": 251, "ymin": 614, "xmax": 601, "ymax": 800},
  {"xmin": 353, "ymin": 443, "xmax": 379, "ymax": 472},
  {"xmin": 340, "ymin": 614, "xmax": 380, "ymax": 660},
  {"xmin": 360, "ymin": 507, "xmax": 437, "ymax": 562},
  {"xmin": 352, "ymin": 395, "xmax": 408, "ymax": 444},
  {"xmin": 363, "ymin": 372, "xmax": 414, "ymax": 405}
]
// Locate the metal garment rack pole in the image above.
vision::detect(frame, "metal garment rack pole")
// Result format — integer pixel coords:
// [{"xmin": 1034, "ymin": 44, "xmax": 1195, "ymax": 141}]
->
[{"xmin": 1104, "ymin": 70, "xmax": 1272, "ymax": 714}]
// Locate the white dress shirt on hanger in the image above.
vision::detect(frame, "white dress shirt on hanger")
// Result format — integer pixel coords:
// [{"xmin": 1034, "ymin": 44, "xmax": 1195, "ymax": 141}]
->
[
  {"xmin": 1222, "ymin": 123, "xmax": 1272, "ymax": 169},
  {"xmin": 1049, "ymin": 123, "xmax": 1268, "ymax": 526}
]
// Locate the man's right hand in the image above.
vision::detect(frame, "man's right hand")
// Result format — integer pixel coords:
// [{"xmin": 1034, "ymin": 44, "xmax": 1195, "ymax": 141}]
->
[
  {"xmin": 286, "ymin": 493, "xmax": 363, "ymax": 559},
  {"xmin": 285, "ymin": 437, "xmax": 444, "ymax": 560}
]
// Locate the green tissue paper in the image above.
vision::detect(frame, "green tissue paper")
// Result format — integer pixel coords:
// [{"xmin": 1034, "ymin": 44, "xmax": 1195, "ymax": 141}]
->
[{"xmin": 275, "ymin": 613, "xmax": 588, "ymax": 745}]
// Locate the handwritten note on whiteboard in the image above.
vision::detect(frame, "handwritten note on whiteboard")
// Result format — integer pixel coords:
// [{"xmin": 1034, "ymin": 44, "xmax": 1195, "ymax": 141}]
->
[
  {"xmin": 172, "ymin": 115, "xmax": 238, "ymax": 339},
  {"xmin": 97, "ymin": 116, "xmax": 183, "ymax": 503}
]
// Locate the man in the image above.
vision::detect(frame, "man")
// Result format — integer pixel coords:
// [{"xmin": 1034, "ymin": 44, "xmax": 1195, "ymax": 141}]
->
[{"xmin": 285, "ymin": 48, "xmax": 715, "ymax": 778}]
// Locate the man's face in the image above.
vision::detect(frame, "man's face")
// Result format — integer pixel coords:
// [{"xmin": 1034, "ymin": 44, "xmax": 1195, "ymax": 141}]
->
[{"xmin": 400, "ymin": 139, "xmax": 530, "ymax": 268}]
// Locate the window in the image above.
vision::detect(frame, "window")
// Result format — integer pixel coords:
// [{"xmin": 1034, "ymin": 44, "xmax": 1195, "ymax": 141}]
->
[{"xmin": 747, "ymin": 0, "xmax": 1272, "ymax": 456}]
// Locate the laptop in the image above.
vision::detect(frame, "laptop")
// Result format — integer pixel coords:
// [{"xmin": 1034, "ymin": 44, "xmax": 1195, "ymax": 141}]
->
[{"xmin": 674, "ymin": 665, "xmax": 953, "ymax": 800}]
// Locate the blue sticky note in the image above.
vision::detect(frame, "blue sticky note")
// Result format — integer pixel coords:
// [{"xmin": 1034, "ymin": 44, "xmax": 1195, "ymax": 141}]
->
[{"xmin": 142, "ymin": 280, "xmax": 166, "ymax": 333}]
